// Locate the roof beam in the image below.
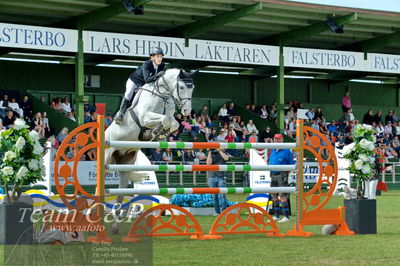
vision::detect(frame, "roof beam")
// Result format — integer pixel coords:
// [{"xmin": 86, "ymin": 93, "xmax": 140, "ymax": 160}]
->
[
  {"xmin": 56, "ymin": 0, "xmax": 151, "ymax": 29},
  {"xmin": 254, "ymin": 12, "xmax": 357, "ymax": 46},
  {"xmin": 314, "ymin": 70, "xmax": 371, "ymax": 81},
  {"xmin": 339, "ymin": 31, "xmax": 400, "ymax": 52},
  {"xmin": 160, "ymin": 3, "xmax": 262, "ymax": 45}
]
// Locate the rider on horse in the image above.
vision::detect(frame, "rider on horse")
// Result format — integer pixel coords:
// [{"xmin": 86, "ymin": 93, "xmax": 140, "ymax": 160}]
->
[{"xmin": 114, "ymin": 47, "xmax": 166, "ymax": 125}]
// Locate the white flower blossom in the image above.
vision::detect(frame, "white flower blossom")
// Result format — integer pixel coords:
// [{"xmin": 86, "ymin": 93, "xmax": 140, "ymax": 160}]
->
[
  {"xmin": 28, "ymin": 159, "xmax": 40, "ymax": 171},
  {"xmin": 361, "ymin": 164, "xmax": 371, "ymax": 175},
  {"xmin": 358, "ymin": 154, "xmax": 369, "ymax": 162},
  {"xmin": 354, "ymin": 159, "xmax": 364, "ymax": 170},
  {"xmin": 15, "ymin": 136, "xmax": 26, "ymax": 151},
  {"xmin": 16, "ymin": 166, "xmax": 28, "ymax": 181},
  {"xmin": 33, "ymin": 143, "xmax": 44, "ymax": 155},
  {"xmin": 363, "ymin": 124, "xmax": 373, "ymax": 130},
  {"xmin": 368, "ymin": 156, "xmax": 375, "ymax": 164},
  {"xmin": 4, "ymin": 151, "xmax": 17, "ymax": 161},
  {"xmin": 342, "ymin": 143, "xmax": 355, "ymax": 156},
  {"xmin": 359, "ymin": 139, "xmax": 371, "ymax": 149},
  {"xmin": 367, "ymin": 142, "xmax": 375, "ymax": 151},
  {"xmin": 1, "ymin": 166, "xmax": 14, "ymax": 176},
  {"xmin": 29, "ymin": 130, "xmax": 40, "ymax": 143},
  {"xmin": 13, "ymin": 119, "xmax": 26, "ymax": 130}
]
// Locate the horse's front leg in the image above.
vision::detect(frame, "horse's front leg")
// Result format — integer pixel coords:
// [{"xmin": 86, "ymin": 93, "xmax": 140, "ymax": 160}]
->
[{"xmin": 141, "ymin": 111, "xmax": 170, "ymax": 130}]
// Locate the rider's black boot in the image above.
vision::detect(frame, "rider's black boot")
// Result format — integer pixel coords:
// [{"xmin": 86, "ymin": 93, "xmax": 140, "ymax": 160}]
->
[{"xmin": 114, "ymin": 98, "xmax": 131, "ymax": 125}]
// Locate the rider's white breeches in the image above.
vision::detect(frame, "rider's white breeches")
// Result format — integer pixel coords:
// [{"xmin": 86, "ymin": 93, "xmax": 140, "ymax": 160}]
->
[{"xmin": 124, "ymin": 78, "xmax": 138, "ymax": 100}]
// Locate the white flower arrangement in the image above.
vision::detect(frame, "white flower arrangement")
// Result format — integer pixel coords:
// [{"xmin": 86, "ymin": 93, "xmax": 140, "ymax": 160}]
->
[
  {"xmin": 0, "ymin": 118, "xmax": 45, "ymax": 204},
  {"xmin": 343, "ymin": 124, "xmax": 377, "ymax": 198}
]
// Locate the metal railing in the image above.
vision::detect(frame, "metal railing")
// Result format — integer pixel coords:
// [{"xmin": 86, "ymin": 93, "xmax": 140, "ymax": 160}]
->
[{"xmin": 381, "ymin": 162, "xmax": 399, "ymax": 183}]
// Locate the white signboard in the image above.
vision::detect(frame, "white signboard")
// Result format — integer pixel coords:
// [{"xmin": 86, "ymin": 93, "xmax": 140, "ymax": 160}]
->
[
  {"xmin": 0, "ymin": 22, "xmax": 77, "ymax": 52},
  {"xmin": 289, "ymin": 162, "xmax": 319, "ymax": 184},
  {"xmin": 1, "ymin": 23, "xmax": 399, "ymax": 74},
  {"xmin": 83, "ymin": 30, "xmax": 279, "ymax": 66}
]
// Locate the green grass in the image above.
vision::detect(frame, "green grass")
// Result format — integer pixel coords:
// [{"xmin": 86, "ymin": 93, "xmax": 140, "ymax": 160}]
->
[{"xmin": 1, "ymin": 191, "xmax": 400, "ymax": 265}]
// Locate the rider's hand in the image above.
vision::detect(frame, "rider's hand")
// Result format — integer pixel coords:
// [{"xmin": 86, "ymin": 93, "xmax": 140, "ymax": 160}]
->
[{"xmin": 157, "ymin": 71, "xmax": 165, "ymax": 77}]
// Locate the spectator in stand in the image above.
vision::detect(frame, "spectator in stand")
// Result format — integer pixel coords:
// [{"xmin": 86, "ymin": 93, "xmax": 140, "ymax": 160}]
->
[
  {"xmin": 393, "ymin": 110, "xmax": 400, "ymax": 123},
  {"xmin": 306, "ymin": 108, "xmax": 315, "ymax": 121},
  {"xmin": 337, "ymin": 134, "xmax": 345, "ymax": 149},
  {"xmin": 345, "ymin": 134, "xmax": 354, "ymax": 145},
  {"xmin": 311, "ymin": 120, "xmax": 319, "ymax": 131},
  {"xmin": 383, "ymin": 133, "xmax": 391, "ymax": 147},
  {"xmin": 227, "ymin": 102, "xmax": 238, "ymax": 120},
  {"xmin": 67, "ymin": 112, "xmax": 76, "ymax": 122},
  {"xmin": 61, "ymin": 97, "xmax": 72, "ymax": 114},
  {"xmin": 0, "ymin": 95, "xmax": 10, "ymax": 118},
  {"xmin": 20, "ymin": 95, "xmax": 33, "ymax": 120},
  {"xmin": 9, "ymin": 97, "xmax": 23, "ymax": 118},
  {"xmin": 42, "ymin": 112, "xmax": 51, "ymax": 138},
  {"xmin": 216, "ymin": 129, "xmax": 227, "ymax": 142},
  {"xmin": 230, "ymin": 117, "xmax": 243, "ymax": 141},
  {"xmin": 319, "ymin": 121, "xmax": 329, "ymax": 137},
  {"xmin": 285, "ymin": 118, "xmax": 295, "ymax": 138},
  {"xmin": 32, "ymin": 112, "xmax": 45, "ymax": 139},
  {"xmin": 250, "ymin": 104, "xmax": 257, "ymax": 114},
  {"xmin": 225, "ymin": 129, "xmax": 236, "ymax": 155},
  {"xmin": 218, "ymin": 103, "xmax": 229, "ymax": 123},
  {"xmin": 354, "ymin": 120, "xmax": 361, "ymax": 130},
  {"xmin": 169, "ymin": 130, "xmax": 181, "ymax": 142},
  {"xmin": 249, "ymin": 130, "xmax": 258, "ymax": 143},
  {"xmin": 184, "ymin": 149, "xmax": 196, "ymax": 164},
  {"xmin": 384, "ymin": 122, "xmax": 393, "ymax": 138},
  {"xmin": 342, "ymin": 91, "xmax": 351, "ymax": 113},
  {"xmin": 259, "ymin": 105, "xmax": 268, "ymax": 119},
  {"xmin": 84, "ymin": 100, "xmax": 96, "ymax": 114},
  {"xmin": 51, "ymin": 97, "xmax": 63, "ymax": 112},
  {"xmin": 314, "ymin": 107, "xmax": 324, "ymax": 122},
  {"xmin": 362, "ymin": 109, "xmax": 374, "ymax": 125},
  {"xmin": 162, "ymin": 148, "xmax": 173, "ymax": 163},
  {"xmin": 84, "ymin": 111, "xmax": 93, "ymax": 123},
  {"xmin": 385, "ymin": 110, "xmax": 394, "ymax": 124},
  {"xmin": 56, "ymin": 127, "xmax": 69, "ymax": 144},
  {"xmin": 151, "ymin": 149, "xmax": 163, "ymax": 164},
  {"xmin": 208, "ymin": 128, "xmax": 218, "ymax": 142},
  {"xmin": 86, "ymin": 148, "xmax": 97, "ymax": 161},
  {"xmin": 373, "ymin": 110, "xmax": 382, "ymax": 125},
  {"xmin": 175, "ymin": 113, "xmax": 183, "ymax": 132},
  {"xmin": 391, "ymin": 136, "xmax": 400, "ymax": 154},
  {"xmin": 375, "ymin": 121, "xmax": 385, "ymax": 138},
  {"xmin": 105, "ymin": 114, "xmax": 113, "ymax": 127},
  {"xmin": 40, "ymin": 96, "xmax": 46, "ymax": 103},
  {"xmin": 246, "ymin": 119, "xmax": 258, "ymax": 134},
  {"xmin": 0, "ymin": 118, "xmax": 5, "ymax": 130},
  {"xmin": 345, "ymin": 108, "xmax": 356, "ymax": 122},
  {"xmin": 327, "ymin": 120, "xmax": 338, "ymax": 136},
  {"xmin": 3, "ymin": 110, "xmax": 15, "ymax": 129},
  {"xmin": 269, "ymin": 106, "xmax": 277, "ymax": 123},
  {"xmin": 260, "ymin": 127, "xmax": 273, "ymax": 143},
  {"xmin": 286, "ymin": 107, "xmax": 296, "ymax": 121},
  {"xmin": 181, "ymin": 116, "xmax": 195, "ymax": 138},
  {"xmin": 394, "ymin": 122, "xmax": 400, "ymax": 137},
  {"xmin": 195, "ymin": 149, "xmax": 207, "ymax": 163},
  {"xmin": 198, "ymin": 105, "xmax": 209, "ymax": 118}
]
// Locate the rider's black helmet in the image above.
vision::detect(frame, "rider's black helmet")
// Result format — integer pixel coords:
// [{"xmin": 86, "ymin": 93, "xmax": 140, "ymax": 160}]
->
[{"xmin": 150, "ymin": 47, "xmax": 164, "ymax": 56}]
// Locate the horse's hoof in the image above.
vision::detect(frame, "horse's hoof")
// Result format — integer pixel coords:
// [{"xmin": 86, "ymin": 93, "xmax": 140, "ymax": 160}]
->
[{"xmin": 158, "ymin": 134, "xmax": 166, "ymax": 140}]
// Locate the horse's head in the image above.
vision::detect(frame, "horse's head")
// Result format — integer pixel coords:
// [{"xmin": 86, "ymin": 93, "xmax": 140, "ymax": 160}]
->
[{"xmin": 160, "ymin": 68, "xmax": 197, "ymax": 117}]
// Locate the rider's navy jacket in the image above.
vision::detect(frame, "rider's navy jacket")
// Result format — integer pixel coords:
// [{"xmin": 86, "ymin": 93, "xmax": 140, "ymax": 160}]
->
[{"xmin": 129, "ymin": 60, "xmax": 166, "ymax": 87}]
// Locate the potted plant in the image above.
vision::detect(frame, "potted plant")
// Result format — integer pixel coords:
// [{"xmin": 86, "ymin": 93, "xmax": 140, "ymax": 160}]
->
[
  {"xmin": 342, "ymin": 124, "xmax": 377, "ymax": 234},
  {"xmin": 0, "ymin": 118, "xmax": 45, "ymax": 244}
]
